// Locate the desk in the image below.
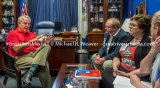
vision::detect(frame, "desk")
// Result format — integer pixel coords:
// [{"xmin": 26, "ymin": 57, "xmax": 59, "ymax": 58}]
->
[
  {"xmin": 48, "ymin": 41, "xmax": 78, "ymax": 70},
  {"xmin": 53, "ymin": 64, "xmax": 97, "ymax": 88},
  {"xmin": 88, "ymin": 32, "xmax": 104, "ymax": 53},
  {"xmin": 49, "ymin": 32, "xmax": 79, "ymax": 71}
]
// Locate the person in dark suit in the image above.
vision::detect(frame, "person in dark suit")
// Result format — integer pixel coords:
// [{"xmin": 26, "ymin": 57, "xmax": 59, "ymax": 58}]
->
[{"xmin": 92, "ymin": 17, "xmax": 129, "ymax": 71}]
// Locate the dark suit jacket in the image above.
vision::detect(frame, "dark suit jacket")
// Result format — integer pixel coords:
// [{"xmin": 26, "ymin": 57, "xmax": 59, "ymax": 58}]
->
[{"xmin": 97, "ymin": 29, "xmax": 129, "ymax": 60}]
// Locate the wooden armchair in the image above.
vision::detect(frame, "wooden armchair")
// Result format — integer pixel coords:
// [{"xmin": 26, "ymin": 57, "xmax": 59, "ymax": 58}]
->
[{"xmin": 0, "ymin": 43, "xmax": 23, "ymax": 88}]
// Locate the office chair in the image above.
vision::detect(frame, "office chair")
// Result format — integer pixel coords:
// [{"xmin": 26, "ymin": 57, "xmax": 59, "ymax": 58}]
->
[
  {"xmin": 36, "ymin": 21, "xmax": 55, "ymax": 36},
  {"xmin": 0, "ymin": 43, "xmax": 23, "ymax": 88}
]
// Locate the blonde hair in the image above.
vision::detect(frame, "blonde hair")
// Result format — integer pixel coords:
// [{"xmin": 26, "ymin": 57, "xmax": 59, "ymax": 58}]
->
[
  {"xmin": 152, "ymin": 12, "xmax": 160, "ymax": 27},
  {"xmin": 18, "ymin": 15, "xmax": 31, "ymax": 24}
]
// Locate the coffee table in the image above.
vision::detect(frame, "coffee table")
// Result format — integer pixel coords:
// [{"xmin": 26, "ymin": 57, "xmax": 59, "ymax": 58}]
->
[{"xmin": 52, "ymin": 63, "xmax": 98, "ymax": 88}]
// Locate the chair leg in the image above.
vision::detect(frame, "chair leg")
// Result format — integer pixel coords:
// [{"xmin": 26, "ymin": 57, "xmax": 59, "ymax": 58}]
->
[
  {"xmin": 3, "ymin": 76, "xmax": 8, "ymax": 85},
  {"xmin": 17, "ymin": 76, "xmax": 22, "ymax": 88}
]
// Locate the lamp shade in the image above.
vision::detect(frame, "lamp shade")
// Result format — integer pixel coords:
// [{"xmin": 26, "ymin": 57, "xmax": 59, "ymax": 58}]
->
[
  {"xmin": 155, "ymin": 10, "xmax": 160, "ymax": 15},
  {"xmin": 121, "ymin": 18, "xmax": 131, "ymax": 33}
]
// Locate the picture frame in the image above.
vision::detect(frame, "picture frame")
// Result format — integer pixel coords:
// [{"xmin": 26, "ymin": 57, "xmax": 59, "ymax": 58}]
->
[
  {"xmin": 139, "ymin": 2, "xmax": 145, "ymax": 14},
  {"xmin": 136, "ymin": 6, "xmax": 140, "ymax": 14}
]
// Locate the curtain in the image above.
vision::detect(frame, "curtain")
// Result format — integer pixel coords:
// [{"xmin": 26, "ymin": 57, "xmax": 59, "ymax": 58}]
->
[
  {"xmin": 122, "ymin": 0, "xmax": 130, "ymax": 22},
  {"xmin": 52, "ymin": 0, "xmax": 78, "ymax": 31},
  {"xmin": 28, "ymin": 0, "xmax": 51, "ymax": 32},
  {"xmin": 28, "ymin": 0, "xmax": 78, "ymax": 32}
]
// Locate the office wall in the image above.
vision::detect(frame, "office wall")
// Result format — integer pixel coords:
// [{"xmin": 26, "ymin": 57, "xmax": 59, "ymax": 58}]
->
[
  {"xmin": 130, "ymin": 0, "xmax": 160, "ymax": 16},
  {"xmin": 147, "ymin": 0, "xmax": 160, "ymax": 16}
]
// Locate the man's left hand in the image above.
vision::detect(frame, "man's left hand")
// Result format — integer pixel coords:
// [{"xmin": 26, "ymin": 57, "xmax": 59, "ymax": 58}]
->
[{"xmin": 95, "ymin": 57, "xmax": 105, "ymax": 65}]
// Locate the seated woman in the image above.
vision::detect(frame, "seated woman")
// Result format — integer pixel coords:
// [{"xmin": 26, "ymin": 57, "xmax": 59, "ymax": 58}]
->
[
  {"xmin": 130, "ymin": 12, "xmax": 160, "ymax": 88},
  {"xmin": 99, "ymin": 14, "xmax": 151, "ymax": 88}
]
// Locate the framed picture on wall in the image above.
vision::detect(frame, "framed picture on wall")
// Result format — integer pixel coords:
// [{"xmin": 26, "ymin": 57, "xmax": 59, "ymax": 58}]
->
[
  {"xmin": 139, "ymin": 2, "xmax": 145, "ymax": 14},
  {"xmin": 136, "ymin": 6, "xmax": 140, "ymax": 14}
]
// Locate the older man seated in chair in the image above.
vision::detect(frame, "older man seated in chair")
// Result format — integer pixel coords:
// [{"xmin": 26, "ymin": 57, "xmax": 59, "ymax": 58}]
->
[{"xmin": 6, "ymin": 15, "xmax": 52, "ymax": 88}]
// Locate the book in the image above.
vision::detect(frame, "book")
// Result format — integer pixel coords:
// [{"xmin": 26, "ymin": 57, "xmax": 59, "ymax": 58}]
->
[
  {"xmin": 113, "ymin": 76, "xmax": 152, "ymax": 88},
  {"xmin": 75, "ymin": 70, "xmax": 101, "ymax": 79}
]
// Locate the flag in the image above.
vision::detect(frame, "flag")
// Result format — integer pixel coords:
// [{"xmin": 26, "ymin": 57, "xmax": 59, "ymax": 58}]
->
[
  {"xmin": 130, "ymin": 0, "xmax": 133, "ymax": 17},
  {"xmin": 80, "ymin": 0, "xmax": 88, "ymax": 38},
  {"xmin": 22, "ymin": 0, "xmax": 28, "ymax": 15}
]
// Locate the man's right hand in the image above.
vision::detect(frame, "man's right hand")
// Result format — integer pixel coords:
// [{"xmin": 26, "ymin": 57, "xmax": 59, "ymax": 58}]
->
[
  {"xmin": 96, "ymin": 55, "xmax": 100, "ymax": 59},
  {"xmin": 29, "ymin": 34, "xmax": 44, "ymax": 43},
  {"xmin": 95, "ymin": 55, "xmax": 101, "ymax": 65}
]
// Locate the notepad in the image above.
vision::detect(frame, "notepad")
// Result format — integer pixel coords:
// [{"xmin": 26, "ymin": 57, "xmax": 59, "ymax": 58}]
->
[{"xmin": 113, "ymin": 76, "xmax": 152, "ymax": 88}]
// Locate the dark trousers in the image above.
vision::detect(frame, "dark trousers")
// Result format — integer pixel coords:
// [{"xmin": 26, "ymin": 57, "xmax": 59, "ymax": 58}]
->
[{"xmin": 99, "ymin": 67, "xmax": 130, "ymax": 88}]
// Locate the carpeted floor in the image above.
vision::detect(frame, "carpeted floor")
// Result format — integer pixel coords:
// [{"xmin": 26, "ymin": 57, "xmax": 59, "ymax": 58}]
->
[{"xmin": 0, "ymin": 76, "xmax": 56, "ymax": 88}]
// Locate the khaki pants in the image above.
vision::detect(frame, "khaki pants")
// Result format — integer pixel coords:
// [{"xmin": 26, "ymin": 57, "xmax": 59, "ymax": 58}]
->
[
  {"xmin": 37, "ymin": 62, "xmax": 52, "ymax": 88},
  {"xmin": 92, "ymin": 53, "xmax": 113, "ymax": 72},
  {"xmin": 15, "ymin": 44, "xmax": 52, "ymax": 88}
]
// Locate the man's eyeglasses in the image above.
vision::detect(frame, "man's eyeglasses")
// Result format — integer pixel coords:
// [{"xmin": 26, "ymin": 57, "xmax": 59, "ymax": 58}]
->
[{"xmin": 105, "ymin": 25, "xmax": 114, "ymax": 28}]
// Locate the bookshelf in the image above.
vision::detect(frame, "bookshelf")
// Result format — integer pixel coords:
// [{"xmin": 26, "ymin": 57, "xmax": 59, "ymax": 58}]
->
[
  {"xmin": 88, "ymin": 0, "xmax": 104, "ymax": 32},
  {"xmin": 0, "ymin": 0, "xmax": 19, "ymax": 33},
  {"xmin": 88, "ymin": 0, "xmax": 123, "ymax": 32},
  {"xmin": 105, "ymin": 0, "xmax": 123, "ymax": 24},
  {"xmin": 88, "ymin": 0, "xmax": 123, "ymax": 52},
  {"xmin": 88, "ymin": 0, "xmax": 104, "ymax": 53}
]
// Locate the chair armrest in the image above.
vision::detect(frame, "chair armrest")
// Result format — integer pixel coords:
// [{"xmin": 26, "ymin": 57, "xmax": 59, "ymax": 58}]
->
[{"xmin": 0, "ymin": 43, "xmax": 21, "ymax": 73}]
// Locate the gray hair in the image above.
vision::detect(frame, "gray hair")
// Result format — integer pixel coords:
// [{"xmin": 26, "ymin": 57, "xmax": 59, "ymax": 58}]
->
[
  {"xmin": 18, "ymin": 15, "xmax": 31, "ymax": 24},
  {"xmin": 107, "ymin": 17, "xmax": 121, "ymax": 29}
]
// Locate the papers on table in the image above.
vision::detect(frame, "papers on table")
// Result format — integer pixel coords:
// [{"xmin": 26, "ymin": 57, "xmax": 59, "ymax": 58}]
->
[{"xmin": 113, "ymin": 76, "xmax": 152, "ymax": 88}]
